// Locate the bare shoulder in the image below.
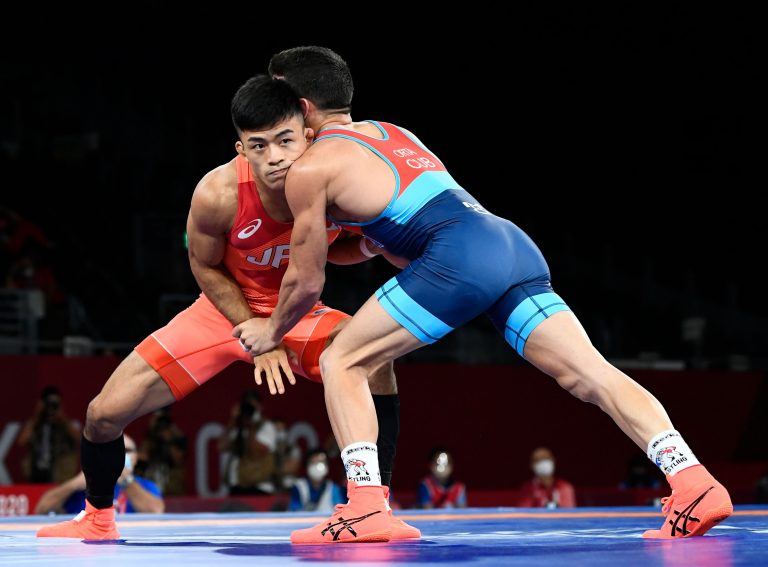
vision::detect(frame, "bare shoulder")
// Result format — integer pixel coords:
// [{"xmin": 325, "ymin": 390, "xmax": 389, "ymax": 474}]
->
[
  {"xmin": 190, "ymin": 159, "xmax": 238, "ymax": 231},
  {"xmin": 193, "ymin": 159, "xmax": 238, "ymax": 208}
]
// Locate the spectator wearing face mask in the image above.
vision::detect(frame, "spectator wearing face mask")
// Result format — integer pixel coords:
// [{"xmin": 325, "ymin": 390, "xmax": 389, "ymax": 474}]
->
[
  {"xmin": 416, "ymin": 446, "xmax": 467, "ymax": 509},
  {"xmin": 34, "ymin": 433, "xmax": 164, "ymax": 515},
  {"xmin": 517, "ymin": 446, "xmax": 576, "ymax": 508},
  {"xmin": 289, "ymin": 448, "xmax": 344, "ymax": 512}
]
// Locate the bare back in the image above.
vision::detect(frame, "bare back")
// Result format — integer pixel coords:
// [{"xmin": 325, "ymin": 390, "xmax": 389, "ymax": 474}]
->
[{"xmin": 298, "ymin": 122, "xmax": 397, "ymax": 224}]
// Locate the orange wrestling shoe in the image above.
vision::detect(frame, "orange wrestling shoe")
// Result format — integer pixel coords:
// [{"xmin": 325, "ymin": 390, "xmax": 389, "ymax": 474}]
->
[
  {"xmin": 643, "ymin": 465, "xmax": 733, "ymax": 538},
  {"xmin": 291, "ymin": 481, "xmax": 391, "ymax": 544},
  {"xmin": 382, "ymin": 485, "xmax": 421, "ymax": 540},
  {"xmin": 37, "ymin": 501, "xmax": 120, "ymax": 540}
]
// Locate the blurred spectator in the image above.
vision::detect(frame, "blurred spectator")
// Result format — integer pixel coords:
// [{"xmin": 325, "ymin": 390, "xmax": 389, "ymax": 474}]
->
[
  {"xmin": 272, "ymin": 418, "xmax": 302, "ymax": 492},
  {"xmin": 5, "ymin": 252, "xmax": 64, "ymax": 306},
  {"xmin": 34, "ymin": 433, "xmax": 164, "ymax": 514},
  {"xmin": 517, "ymin": 446, "xmax": 576, "ymax": 508},
  {"xmin": 139, "ymin": 406, "xmax": 187, "ymax": 495},
  {"xmin": 619, "ymin": 453, "xmax": 662, "ymax": 490},
  {"xmin": 289, "ymin": 448, "xmax": 345, "ymax": 512},
  {"xmin": 416, "ymin": 446, "xmax": 467, "ymax": 509},
  {"xmin": 323, "ymin": 433, "xmax": 346, "ymax": 488},
  {"xmin": 17, "ymin": 386, "xmax": 80, "ymax": 483},
  {"xmin": 218, "ymin": 390, "xmax": 277, "ymax": 495}
]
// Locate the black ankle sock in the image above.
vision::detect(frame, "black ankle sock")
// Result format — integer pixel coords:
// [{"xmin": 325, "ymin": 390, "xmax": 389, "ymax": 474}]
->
[
  {"xmin": 82, "ymin": 434, "xmax": 125, "ymax": 509},
  {"xmin": 373, "ymin": 394, "xmax": 400, "ymax": 487}
]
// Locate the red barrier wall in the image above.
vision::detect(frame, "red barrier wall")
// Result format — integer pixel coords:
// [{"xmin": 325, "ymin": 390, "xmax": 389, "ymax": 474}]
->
[{"xmin": 0, "ymin": 356, "xmax": 764, "ymax": 500}]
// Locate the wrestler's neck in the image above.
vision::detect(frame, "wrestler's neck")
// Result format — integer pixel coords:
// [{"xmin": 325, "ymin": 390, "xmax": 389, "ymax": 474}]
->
[{"xmin": 306, "ymin": 109, "xmax": 356, "ymax": 133}]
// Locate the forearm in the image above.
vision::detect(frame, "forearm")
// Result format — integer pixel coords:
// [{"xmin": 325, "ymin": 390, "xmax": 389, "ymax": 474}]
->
[
  {"xmin": 327, "ymin": 236, "xmax": 376, "ymax": 265},
  {"xmin": 34, "ymin": 485, "xmax": 73, "ymax": 514},
  {"xmin": 35, "ymin": 473, "xmax": 85, "ymax": 514},
  {"xmin": 272, "ymin": 264, "xmax": 324, "ymax": 339},
  {"xmin": 123, "ymin": 482, "xmax": 165, "ymax": 513},
  {"xmin": 192, "ymin": 262, "xmax": 254, "ymax": 325}
]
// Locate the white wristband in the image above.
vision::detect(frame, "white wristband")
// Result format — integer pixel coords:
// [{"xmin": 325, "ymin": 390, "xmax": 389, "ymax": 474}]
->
[{"xmin": 359, "ymin": 237, "xmax": 378, "ymax": 258}]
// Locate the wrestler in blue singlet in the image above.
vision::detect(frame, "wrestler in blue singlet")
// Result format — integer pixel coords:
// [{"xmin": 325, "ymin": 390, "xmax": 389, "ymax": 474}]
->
[{"xmin": 314, "ymin": 121, "xmax": 571, "ymax": 356}]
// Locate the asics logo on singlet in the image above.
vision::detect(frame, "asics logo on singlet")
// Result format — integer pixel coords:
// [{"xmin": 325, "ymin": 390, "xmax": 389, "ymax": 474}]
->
[
  {"xmin": 463, "ymin": 202, "xmax": 491, "ymax": 215},
  {"xmin": 237, "ymin": 219, "xmax": 262, "ymax": 239}
]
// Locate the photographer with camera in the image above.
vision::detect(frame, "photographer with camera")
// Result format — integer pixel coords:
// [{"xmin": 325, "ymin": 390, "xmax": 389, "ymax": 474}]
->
[
  {"xmin": 218, "ymin": 390, "xmax": 278, "ymax": 495},
  {"xmin": 17, "ymin": 386, "xmax": 80, "ymax": 484}
]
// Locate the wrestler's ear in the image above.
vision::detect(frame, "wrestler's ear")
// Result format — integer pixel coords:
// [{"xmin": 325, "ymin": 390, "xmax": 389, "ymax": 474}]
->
[
  {"xmin": 235, "ymin": 140, "xmax": 245, "ymax": 156},
  {"xmin": 299, "ymin": 97, "xmax": 313, "ymax": 119},
  {"xmin": 304, "ymin": 128, "xmax": 315, "ymax": 144}
]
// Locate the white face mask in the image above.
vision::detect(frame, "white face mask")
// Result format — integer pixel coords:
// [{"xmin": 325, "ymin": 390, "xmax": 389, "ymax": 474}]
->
[
  {"xmin": 533, "ymin": 459, "xmax": 555, "ymax": 477},
  {"xmin": 308, "ymin": 462, "xmax": 328, "ymax": 483}
]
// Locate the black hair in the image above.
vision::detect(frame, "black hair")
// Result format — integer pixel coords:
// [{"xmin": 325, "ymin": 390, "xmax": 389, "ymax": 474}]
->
[
  {"xmin": 268, "ymin": 46, "xmax": 353, "ymax": 113},
  {"xmin": 304, "ymin": 447, "xmax": 328, "ymax": 467},
  {"xmin": 231, "ymin": 74, "xmax": 303, "ymax": 134}
]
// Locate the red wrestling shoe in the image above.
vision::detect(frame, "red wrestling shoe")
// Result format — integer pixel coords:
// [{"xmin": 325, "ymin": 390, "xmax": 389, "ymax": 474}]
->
[
  {"xmin": 382, "ymin": 485, "xmax": 421, "ymax": 540},
  {"xmin": 291, "ymin": 481, "xmax": 391, "ymax": 544},
  {"xmin": 643, "ymin": 465, "xmax": 733, "ymax": 539},
  {"xmin": 37, "ymin": 501, "xmax": 120, "ymax": 540}
]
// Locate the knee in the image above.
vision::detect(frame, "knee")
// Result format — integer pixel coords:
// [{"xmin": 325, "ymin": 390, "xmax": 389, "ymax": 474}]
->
[
  {"xmin": 84, "ymin": 397, "xmax": 122, "ymax": 442},
  {"xmin": 554, "ymin": 369, "xmax": 603, "ymax": 404},
  {"xmin": 319, "ymin": 344, "xmax": 371, "ymax": 385},
  {"xmin": 319, "ymin": 344, "xmax": 343, "ymax": 382}
]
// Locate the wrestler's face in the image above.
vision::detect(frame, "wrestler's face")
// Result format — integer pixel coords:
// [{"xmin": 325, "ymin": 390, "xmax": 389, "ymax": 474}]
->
[{"xmin": 236, "ymin": 115, "xmax": 312, "ymax": 192}]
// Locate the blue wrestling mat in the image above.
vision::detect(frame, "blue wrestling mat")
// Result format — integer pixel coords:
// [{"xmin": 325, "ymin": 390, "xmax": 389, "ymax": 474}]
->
[{"xmin": 1, "ymin": 506, "xmax": 766, "ymax": 566}]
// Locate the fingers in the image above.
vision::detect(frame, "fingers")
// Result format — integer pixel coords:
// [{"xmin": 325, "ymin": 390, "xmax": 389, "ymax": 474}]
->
[
  {"xmin": 252, "ymin": 350, "xmax": 296, "ymax": 395},
  {"xmin": 253, "ymin": 361, "xmax": 264, "ymax": 387},
  {"xmin": 268, "ymin": 357, "xmax": 284, "ymax": 395},
  {"xmin": 279, "ymin": 354, "xmax": 297, "ymax": 386},
  {"xmin": 232, "ymin": 324, "xmax": 243, "ymax": 338}
]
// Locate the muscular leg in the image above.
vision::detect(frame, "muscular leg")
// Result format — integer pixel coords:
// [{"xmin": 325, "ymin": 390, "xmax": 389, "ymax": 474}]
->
[
  {"xmin": 320, "ymin": 296, "xmax": 423, "ymax": 452},
  {"xmin": 82, "ymin": 350, "xmax": 176, "ymax": 508},
  {"xmin": 325, "ymin": 316, "xmax": 401, "ymax": 485},
  {"xmin": 522, "ymin": 311, "xmax": 673, "ymax": 449}
]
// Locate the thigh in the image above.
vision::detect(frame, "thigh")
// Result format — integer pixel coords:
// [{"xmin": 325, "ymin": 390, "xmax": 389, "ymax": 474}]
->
[
  {"xmin": 324, "ymin": 295, "xmax": 425, "ymax": 373},
  {"xmin": 136, "ymin": 294, "xmax": 252, "ymax": 399},
  {"xmin": 91, "ymin": 350, "xmax": 176, "ymax": 428},
  {"xmin": 522, "ymin": 310, "xmax": 603, "ymax": 378},
  {"xmin": 485, "ymin": 280, "xmax": 571, "ymax": 357}
]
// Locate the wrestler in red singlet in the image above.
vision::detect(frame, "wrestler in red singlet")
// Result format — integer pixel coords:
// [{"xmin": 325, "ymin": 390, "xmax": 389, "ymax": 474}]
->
[{"xmin": 136, "ymin": 155, "xmax": 346, "ymax": 400}]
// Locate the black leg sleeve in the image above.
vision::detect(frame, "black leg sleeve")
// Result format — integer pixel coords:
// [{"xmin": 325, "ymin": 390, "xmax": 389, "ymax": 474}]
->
[
  {"xmin": 373, "ymin": 394, "xmax": 400, "ymax": 487},
  {"xmin": 82, "ymin": 434, "xmax": 125, "ymax": 509}
]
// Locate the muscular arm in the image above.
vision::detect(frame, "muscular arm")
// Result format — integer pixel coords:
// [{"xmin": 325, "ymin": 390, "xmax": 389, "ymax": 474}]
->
[
  {"xmin": 187, "ymin": 172, "xmax": 254, "ymax": 326},
  {"xmin": 268, "ymin": 163, "xmax": 330, "ymax": 341}
]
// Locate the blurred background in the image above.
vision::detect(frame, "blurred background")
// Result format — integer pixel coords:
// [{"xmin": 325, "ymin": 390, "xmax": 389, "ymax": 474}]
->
[{"xmin": 0, "ymin": 7, "xmax": 764, "ymax": 515}]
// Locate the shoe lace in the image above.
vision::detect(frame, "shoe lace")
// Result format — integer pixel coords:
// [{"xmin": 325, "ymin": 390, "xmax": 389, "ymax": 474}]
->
[{"xmin": 660, "ymin": 493, "xmax": 675, "ymax": 514}]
